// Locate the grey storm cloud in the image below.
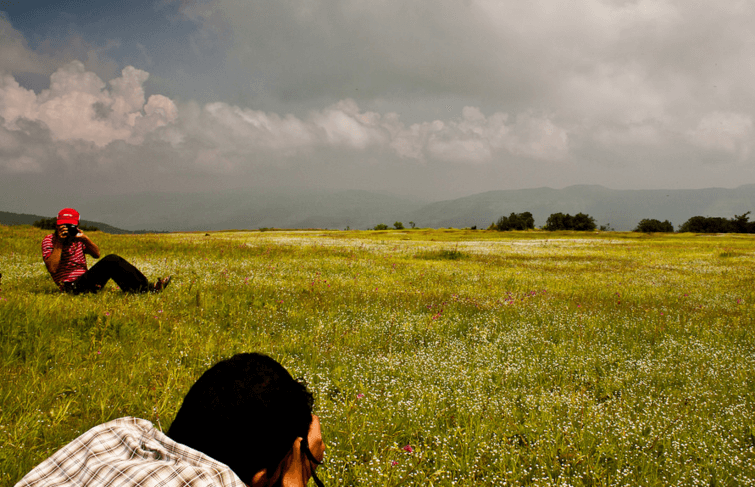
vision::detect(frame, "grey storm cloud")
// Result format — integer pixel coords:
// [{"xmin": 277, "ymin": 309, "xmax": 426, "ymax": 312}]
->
[
  {"xmin": 1, "ymin": 1, "xmax": 755, "ymax": 206},
  {"xmin": 172, "ymin": 0, "xmax": 755, "ymax": 115}
]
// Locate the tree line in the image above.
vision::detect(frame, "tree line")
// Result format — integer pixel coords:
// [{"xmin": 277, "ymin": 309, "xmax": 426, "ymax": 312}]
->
[
  {"xmin": 633, "ymin": 212, "xmax": 755, "ymax": 233},
  {"xmin": 32, "ymin": 217, "xmax": 99, "ymax": 232},
  {"xmin": 487, "ymin": 212, "xmax": 598, "ymax": 231},
  {"xmin": 482, "ymin": 211, "xmax": 755, "ymax": 233}
]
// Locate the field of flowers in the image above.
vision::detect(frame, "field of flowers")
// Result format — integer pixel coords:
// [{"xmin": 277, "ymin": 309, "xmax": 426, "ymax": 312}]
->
[{"xmin": 1, "ymin": 224, "xmax": 754, "ymax": 486}]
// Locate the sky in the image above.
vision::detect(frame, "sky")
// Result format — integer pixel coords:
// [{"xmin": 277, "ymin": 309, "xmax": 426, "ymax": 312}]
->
[{"xmin": 1, "ymin": 0, "xmax": 754, "ymax": 214}]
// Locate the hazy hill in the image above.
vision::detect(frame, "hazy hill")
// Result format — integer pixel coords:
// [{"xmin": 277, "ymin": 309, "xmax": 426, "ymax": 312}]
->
[
  {"xmin": 0, "ymin": 211, "xmax": 136, "ymax": 234},
  {"xmin": 405, "ymin": 184, "xmax": 755, "ymax": 230},
  {"xmin": 4, "ymin": 185, "xmax": 755, "ymax": 232},
  {"xmin": 67, "ymin": 189, "xmax": 426, "ymax": 231}
]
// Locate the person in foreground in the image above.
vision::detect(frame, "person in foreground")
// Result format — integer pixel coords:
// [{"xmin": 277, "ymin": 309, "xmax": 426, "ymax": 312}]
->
[
  {"xmin": 14, "ymin": 352, "xmax": 326, "ymax": 487},
  {"xmin": 42, "ymin": 207, "xmax": 171, "ymax": 293}
]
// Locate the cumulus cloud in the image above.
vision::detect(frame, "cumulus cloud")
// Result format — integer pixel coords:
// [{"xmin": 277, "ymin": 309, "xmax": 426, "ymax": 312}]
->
[
  {"xmin": 176, "ymin": 97, "xmax": 570, "ymax": 167},
  {"xmin": 0, "ymin": 61, "xmax": 178, "ymax": 148},
  {"xmin": 0, "ymin": 60, "xmax": 573, "ymax": 176}
]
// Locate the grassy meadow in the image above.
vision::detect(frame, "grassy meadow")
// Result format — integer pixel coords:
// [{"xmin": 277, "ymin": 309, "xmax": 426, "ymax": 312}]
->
[{"xmin": 1, "ymin": 224, "xmax": 754, "ymax": 486}]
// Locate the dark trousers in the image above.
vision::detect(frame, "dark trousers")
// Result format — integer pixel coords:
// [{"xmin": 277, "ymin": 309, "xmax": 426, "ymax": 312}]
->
[{"xmin": 67, "ymin": 254, "xmax": 150, "ymax": 294}]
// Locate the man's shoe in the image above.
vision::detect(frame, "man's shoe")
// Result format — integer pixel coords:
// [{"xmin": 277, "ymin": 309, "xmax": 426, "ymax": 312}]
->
[{"xmin": 152, "ymin": 275, "xmax": 172, "ymax": 293}]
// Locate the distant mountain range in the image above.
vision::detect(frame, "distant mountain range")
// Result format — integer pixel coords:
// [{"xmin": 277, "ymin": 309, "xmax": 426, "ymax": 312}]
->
[{"xmin": 3, "ymin": 185, "xmax": 755, "ymax": 232}]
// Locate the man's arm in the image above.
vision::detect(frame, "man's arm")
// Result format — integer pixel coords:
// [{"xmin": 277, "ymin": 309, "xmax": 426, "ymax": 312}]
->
[
  {"xmin": 77, "ymin": 232, "xmax": 100, "ymax": 259},
  {"xmin": 43, "ymin": 236, "xmax": 64, "ymax": 274}
]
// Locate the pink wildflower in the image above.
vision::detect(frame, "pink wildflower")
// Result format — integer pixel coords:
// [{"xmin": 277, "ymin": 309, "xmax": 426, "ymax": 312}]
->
[{"xmin": 403, "ymin": 445, "xmax": 413, "ymax": 453}]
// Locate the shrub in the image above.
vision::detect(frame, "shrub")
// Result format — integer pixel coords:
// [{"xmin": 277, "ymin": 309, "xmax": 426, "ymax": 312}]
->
[
  {"xmin": 373, "ymin": 223, "xmax": 389, "ymax": 230},
  {"xmin": 394, "ymin": 222, "xmax": 404, "ymax": 230},
  {"xmin": 414, "ymin": 249, "xmax": 465, "ymax": 260},
  {"xmin": 634, "ymin": 219, "xmax": 674, "ymax": 233}
]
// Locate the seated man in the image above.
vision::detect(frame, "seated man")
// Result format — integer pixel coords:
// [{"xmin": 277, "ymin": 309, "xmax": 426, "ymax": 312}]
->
[
  {"xmin": 14, "ymin": 352, "xmax": 326, "ymax": 487},
  {"xmin": 42, "ymin": 208, "xmax": 171, "ymax": 293}
]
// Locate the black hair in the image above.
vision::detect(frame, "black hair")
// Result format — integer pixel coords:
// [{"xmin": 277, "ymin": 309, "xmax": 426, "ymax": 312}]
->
[{"xmin": 167, "ymin": 353, "xmax": 314, "ymax": 484}]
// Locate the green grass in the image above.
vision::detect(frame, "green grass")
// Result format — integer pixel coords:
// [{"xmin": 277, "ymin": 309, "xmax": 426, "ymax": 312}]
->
[{"xmin": 1, "ymin": 225, "xmax": 755, "ymax": 486}]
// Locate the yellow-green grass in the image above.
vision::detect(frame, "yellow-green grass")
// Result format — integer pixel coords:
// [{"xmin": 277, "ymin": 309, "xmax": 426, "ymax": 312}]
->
[{"xmin": 1, "ymin": 225, "xmax": 754, "ymax": 486}]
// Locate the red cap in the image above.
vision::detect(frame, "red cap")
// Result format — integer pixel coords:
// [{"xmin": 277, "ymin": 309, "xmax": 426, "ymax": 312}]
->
[{"xmin": 57, "ymin": 208, "xmax": 80, "ymax": 225}]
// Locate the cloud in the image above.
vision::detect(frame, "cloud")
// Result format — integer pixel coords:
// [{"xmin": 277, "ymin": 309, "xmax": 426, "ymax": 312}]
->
[
  {"xmin": 687, "ymin": 112, "xmax": 753, "ymax": 159},
  {"xmin": 157, "ymin": 1, "xmax": 749, "ymax": 111},
  {"xmin": 0, "ymin": 14, "xmax": 122, "ymax": 89},
  {"xmin": 177, "ymin": 98, "xmax": 570, "ymax": 167},
  {"xmin": 0, "ymin": 14, "xmax": 57, "ymax": 76},
  {"xmin": 0, "ymin": 61, "xmax": 572, "ymax": 177},
  {"xmin": 0, "ymin": 61, "xmax": 178, "ymax": 148},
  {"xmin": 386, "ymin": 107, "xmax": 569, "ymax": 164}
]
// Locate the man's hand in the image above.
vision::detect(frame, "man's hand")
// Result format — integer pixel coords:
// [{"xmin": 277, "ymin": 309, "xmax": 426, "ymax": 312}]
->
[
  {"xmin": 76, "ymin": 230, "xmax": 101, "ymax": 258},
  {"xmin": 55, "ymin": 224, "xmax": 69, "ymax": 242},
  {"xmin": 279, "ymin": 415, "xmax": 326, "ymax": 487},
  {"xmin": 50, "ymin": 225, "xmax": 101, "ymax": 260}
]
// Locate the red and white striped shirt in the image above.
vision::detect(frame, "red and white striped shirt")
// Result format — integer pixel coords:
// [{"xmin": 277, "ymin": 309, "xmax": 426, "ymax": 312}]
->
[{"xmin": 41, "ymin": 234, "xmax": 88, "ymax": 289}]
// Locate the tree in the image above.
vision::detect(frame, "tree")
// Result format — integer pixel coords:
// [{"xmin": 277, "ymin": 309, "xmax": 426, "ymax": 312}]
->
[
  {"xmin": 494, "ymin": 212, "xmax": 534, "ymax": 231},
  {"xmin": 544, "ymin": 212, "xmax": 596, "ymax": 231},
  {"xmin": 409, "ymin": 221, "xmax": 416, "ymax": 229},
  {"xmin": 33, "ymin": 217, "xmax": 98, "ymax": 232},
  {"xmin": 634, "ymin": 219, "xmax": 674, "ymax": 233},
  {"xmin": 373, "ymin": 223, "xmax": 389, "ymax": 230},
  {"xmin": 731, "ymin": 212, "xmax": 754, "ymax": 233},
  {"xmin": 571, "ymin": 213, "xmax": 596, "ymax": 231},
  {"xmin": 33, "ymin": 217, "xmax": 58, "ymax": 230},
  {"xmin": 678, "ymin": 213, "xmax": 755, "ymax": 233},
  {"xmin": 393, "ymin": 221, "xmax": 404, "ymax": 230},
  {"xmin": 495, "ymin": 214, "xmax": 511, "ymax": 231},
  {"xmin": 543, "ymin": 212, "xmax": 571, "ymax": 231}
]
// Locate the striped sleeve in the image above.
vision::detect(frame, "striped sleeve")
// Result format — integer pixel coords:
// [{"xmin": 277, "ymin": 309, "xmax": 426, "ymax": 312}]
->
[{"xmin": 41, "ymin": 234, "xmax": 54, "ymax": 260}]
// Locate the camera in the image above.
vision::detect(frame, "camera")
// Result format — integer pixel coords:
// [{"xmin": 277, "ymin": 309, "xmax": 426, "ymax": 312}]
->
[{"xmin": 64, "ymin": 224, "xmax": 79, "ymax": 241}]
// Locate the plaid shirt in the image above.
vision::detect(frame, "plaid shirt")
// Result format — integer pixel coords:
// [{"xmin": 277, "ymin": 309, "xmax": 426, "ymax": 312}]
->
[{"xmin": 14, "ymin": 417, "xmax": 246, "ymax": 487}]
